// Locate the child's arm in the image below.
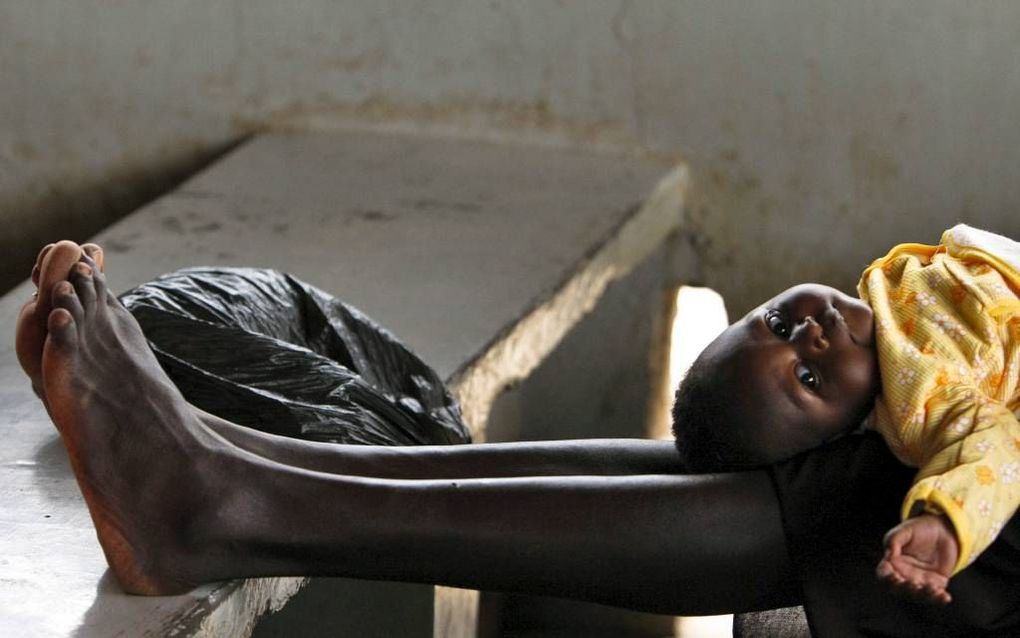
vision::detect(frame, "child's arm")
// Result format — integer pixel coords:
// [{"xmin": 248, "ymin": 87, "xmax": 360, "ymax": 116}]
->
[
  {"xmin": 899, "ymin": 397, "xmax": 1020, "ymax": 574},
  {"xmin": 870, "ymin": 379, "xmax": 1019, "ymax": 600},
  {"xmin": 876, "ymin": 513, "xmax": 958, "ymax": 604}
]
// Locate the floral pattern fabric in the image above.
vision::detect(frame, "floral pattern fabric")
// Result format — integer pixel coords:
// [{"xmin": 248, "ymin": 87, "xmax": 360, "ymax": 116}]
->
[{"xmin": 859, "ymin": 225, "xmax": 1020, "ymax": 574}]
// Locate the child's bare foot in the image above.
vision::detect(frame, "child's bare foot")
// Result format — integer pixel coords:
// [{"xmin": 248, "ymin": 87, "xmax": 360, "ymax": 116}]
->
[
  {"xmin": 875, "ymin": 513, "xmax": 958, "ymax": 605},
  {"xmin": 16, "ymin": 241, "xmax": 104, "ymax": 399},
  {"xmin": 41, "ymin": 255, "xmax": 223, "ymax": 594}
]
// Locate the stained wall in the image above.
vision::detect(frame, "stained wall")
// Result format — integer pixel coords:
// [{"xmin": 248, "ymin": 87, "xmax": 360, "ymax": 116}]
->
[{"xmin": 4, "ymin": 0, "xmax": 1019, "ymax": 306}]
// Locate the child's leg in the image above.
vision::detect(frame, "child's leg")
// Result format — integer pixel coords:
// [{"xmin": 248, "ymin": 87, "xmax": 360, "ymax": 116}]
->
[
  {"xmin": 201, "ymin": 410, "xmax": 684, "ymax": 479},
  {"xmin": 17, "ymin": 244, "xmax": 687, "ymax": 482}
]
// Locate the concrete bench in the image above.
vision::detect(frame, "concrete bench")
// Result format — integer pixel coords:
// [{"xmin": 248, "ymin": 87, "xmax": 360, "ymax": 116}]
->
[{"xmin": 0, "ymin": 131, "xmax": 687, "ymax": 637}]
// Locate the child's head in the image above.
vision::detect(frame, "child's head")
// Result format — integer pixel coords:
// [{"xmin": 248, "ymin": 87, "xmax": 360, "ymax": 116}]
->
[{"xmin": 671, "ymin": 284, "xmax": 880, "ymax": 472}]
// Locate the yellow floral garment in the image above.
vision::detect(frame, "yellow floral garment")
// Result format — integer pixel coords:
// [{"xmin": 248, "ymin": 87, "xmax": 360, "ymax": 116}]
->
[{"xmin": 858, "ymin": 224, "xmax": 1020, "ymax": 574}]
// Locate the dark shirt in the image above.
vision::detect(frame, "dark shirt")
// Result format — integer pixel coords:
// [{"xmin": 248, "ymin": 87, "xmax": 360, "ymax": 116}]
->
[{"xmin": 769, "ymin": 431, "xmax": 1020, "ymax": 637}]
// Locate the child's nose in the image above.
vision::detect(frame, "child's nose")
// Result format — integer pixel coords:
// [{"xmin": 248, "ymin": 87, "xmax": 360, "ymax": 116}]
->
[{"xmin": 797, "ymin": 316, "xmax": 829, "ymax": 351}]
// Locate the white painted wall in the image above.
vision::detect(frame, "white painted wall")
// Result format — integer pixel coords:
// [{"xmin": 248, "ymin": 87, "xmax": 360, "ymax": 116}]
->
[{"xmin": 3, "ymin": 0, "xmax": 1019, "ymax": 306}]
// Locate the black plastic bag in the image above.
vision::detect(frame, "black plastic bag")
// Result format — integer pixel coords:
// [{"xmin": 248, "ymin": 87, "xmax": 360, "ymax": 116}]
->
[{"xmin": 120, "ymin": 267, "xmax": 470, "ymax": 446}]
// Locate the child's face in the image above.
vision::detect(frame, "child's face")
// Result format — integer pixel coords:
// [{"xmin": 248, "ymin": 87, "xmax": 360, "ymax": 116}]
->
[{"xmin": 698, "ymin": 283, "xmax": 880, "ymax": 465}]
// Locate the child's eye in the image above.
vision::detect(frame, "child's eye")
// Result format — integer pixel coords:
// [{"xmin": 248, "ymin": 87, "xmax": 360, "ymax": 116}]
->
[
  {"xmin": 765, "ymin": 310, "xmax": 790, "ymax": 338},
  {"xmin": 795, "ymin": 362, "xmax": 819, "ymax": 390}
]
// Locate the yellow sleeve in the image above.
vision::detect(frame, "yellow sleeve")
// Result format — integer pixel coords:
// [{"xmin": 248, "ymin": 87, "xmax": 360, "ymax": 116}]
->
[
  {"xmin": 859, "ymin": 227, "xmax": 1020, "ymax": 574},
  {"xmin": 901, "ymin": 387, "xmax": 1020, "ymax": 574}
]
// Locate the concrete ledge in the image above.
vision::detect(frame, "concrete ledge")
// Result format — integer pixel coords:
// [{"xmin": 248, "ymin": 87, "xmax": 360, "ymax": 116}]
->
[{"xmin": 0, "ymin": 130, "xmax": 686, "ymax": 637}]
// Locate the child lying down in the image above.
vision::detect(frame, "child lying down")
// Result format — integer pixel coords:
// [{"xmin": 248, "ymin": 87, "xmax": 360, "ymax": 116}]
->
[{"xmin": 672, "ymin": 224, "xmax": 1020, "ymax": 605}]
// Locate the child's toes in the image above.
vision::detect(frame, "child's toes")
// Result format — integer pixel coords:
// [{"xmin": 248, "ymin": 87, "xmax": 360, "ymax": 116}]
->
[
  {"xmin": 79, "ymin": 253, "xmax": 108, "ymax": 298},
  {"xmin": 46, "ymin": 308, "xmax": 79, "ymax": 352},
  {"xmin": 53, "ymin": 281, "xmax": 85, "ymax": 325},
  {"xmin": 81, "ymin": 244, "xmax": 104, "ymax": 271},
  {"xmin": 69, "ymin": 263, "xmax": 97, "ymax": 310},
  {"xmin": 38, "ymin": 241, "xmax": 83, "ymax": 311},
  {"xmin": 32, "ymin": 244, "xmax": 55, "ymax": 286}
]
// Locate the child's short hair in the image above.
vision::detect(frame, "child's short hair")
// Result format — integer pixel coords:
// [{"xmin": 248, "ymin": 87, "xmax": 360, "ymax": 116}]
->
[{"xmin": 670, "ymin": 355, "xmax": 751, "ymax": 473}]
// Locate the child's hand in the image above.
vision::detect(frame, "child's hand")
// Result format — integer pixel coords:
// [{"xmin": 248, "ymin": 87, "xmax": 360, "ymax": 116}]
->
[{"xmin": 875, "ymin": 513, "xmax": 959, "ymax": 605}]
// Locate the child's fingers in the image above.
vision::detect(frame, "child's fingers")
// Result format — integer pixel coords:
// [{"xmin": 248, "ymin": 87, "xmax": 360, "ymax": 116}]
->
[
  {"xmin": 922, "ymin": 581, "xmax": 952, "ymax": 605},
  {"xmin": 877, "ymin": 546, "xmax": 952, "ymax": 605},
  {"xmin": 876, "ymin": 556, "xmax": 893, "ymax": 579},
  {"xmin": 893, "ymin": 576, "xmax": 934, "ymax": 600},
  {"xmin": 876, "ymin": 558, "xmax": 906, "ymax": 585},
  {"xmin": 919, "ymin": 579, "xmax": 951, "ymax": 605},
  {"xmin": 882, "ymin": 524, "xmax": 911, "ymax": 556},
  {"xmin": 884, "ymin": 555, "xmax": 953, "ymax": 605},
  {"xmin": 918, "ymin": 570, "xmax": 950, "ymax": 595},
  {"xmin": 876, "ymin": 560, "xmax": 889, "ymax": 578}
]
